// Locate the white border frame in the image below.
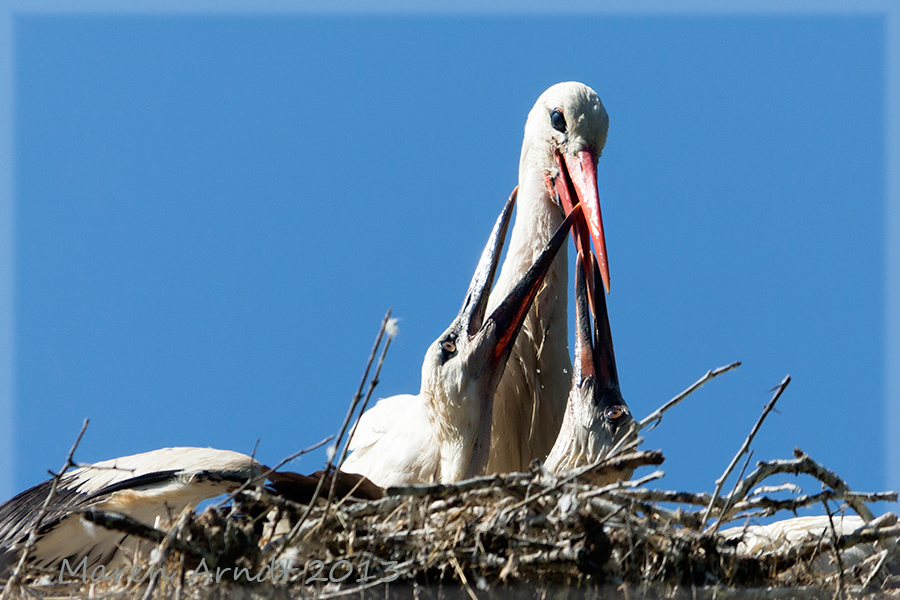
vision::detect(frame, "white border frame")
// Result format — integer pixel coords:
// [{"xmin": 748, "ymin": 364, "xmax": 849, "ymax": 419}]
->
[{"xmin": 0, "ymin": 0, "xmax": 895, "ymax": 500}]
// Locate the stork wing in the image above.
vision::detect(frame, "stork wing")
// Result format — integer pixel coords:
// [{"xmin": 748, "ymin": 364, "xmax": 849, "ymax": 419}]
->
[{"xmin": 0, "ymin": 447, "xmax": 261, "ymax": 576}]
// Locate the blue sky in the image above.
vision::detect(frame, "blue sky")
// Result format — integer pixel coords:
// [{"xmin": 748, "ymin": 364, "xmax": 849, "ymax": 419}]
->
[{"xmin": 6, "ymin": 13, "xmax": 894, "ymax": 511}]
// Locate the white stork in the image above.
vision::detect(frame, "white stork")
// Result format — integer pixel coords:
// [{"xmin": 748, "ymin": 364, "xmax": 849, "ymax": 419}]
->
[
  {"xmin": 719, "ymin": 515, "xmax": 876, "ymax": 574},
  {"xmin": 0, "ymin": 446, "xmax": 385, "ymax": 577},
  {"xmin": 544, "ymin": 254, "xmax": 635, "ymax": 482},
  {"xmin": 485, "ymin": 82, "xmax": 612, "ymax": 474},
  {"xmin": 0, "ymin": 447, "xmax": 262, "ymax": 577},
  {"xmin": 341, "ymin": 193, "xmax": 580, "ymax": 488}
]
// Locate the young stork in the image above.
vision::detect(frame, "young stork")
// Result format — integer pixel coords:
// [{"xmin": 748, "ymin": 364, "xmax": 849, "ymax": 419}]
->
[
  {"xmin": 0, "ymin": 447, "xmax": 263, "ymax": 577},
  {"xmin": 0, "ymin": 448, "xmax": 382, "ymax": 577},
  {"xmin": 485, "ymin": 82, "xmax": 613, "ymax": 473},
  {"xmin": 719, "ymin": 515, "xmax": 876, "ymax": 574},
  {"xmin": 544, "ymin": 254, "xmax": 635, "ymax": 483},
  {"xmin": 342, "ymin": 193, "xmax": 580, "ymax": 488}
]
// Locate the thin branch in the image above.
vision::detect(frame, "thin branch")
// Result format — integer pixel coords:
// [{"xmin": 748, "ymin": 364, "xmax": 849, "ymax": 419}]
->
[
  {"xmin": 213, "ymin": 435, "xmax": 333, "ymax": 509},
  {"xmin": 449, "ymin": 554, "xmax": 480, "ymax": 600},
  {"xmin": 1, "ymin": 419, "xmax": 89, "ymax": 600},
  {"xmin": 639, "ymin": 362, "xmax": 741, "ymax": 432},
  {"xmin": 577, "ymin": 471, "xmax": 666, "ymax": 500},
  {"xmin": 728, "ymin": 490, "xmax": 897, "ymax": 518},
  {"xmin": 791, "ymin": 448, "xmax": 875, "ymax": 522},
  {"xmin": 271, "ymin": 311, "xmax": 393, "ymax": 562},
  {"xmin": 337, "ymin": 315, "xmax": 397, "ymax": 471},
  {"xmin": 822, "ymin": 499, "xmax": 846, "ymax": 598},
  {"xmin": 615, "ymin": 487, "xmax": 718, "ymax": 508},
  {"xmin": 712, "ymin": 449, "xmax": 755, "ymax": 532},
  {"xmin": 387, "ymin": 472, "xmax": 535, "ymax": 499},
  {"xmin": 335, "ymin": 309, "xmax": 393, "ymax": 463},
  {"xmin": 139, "ymin": 507, "xmax": 193, "ymax": 600},
  {"xmin": 724, "ymin": 449, "xmax": 880, "ymax": 523},
  {"xmin": 749, "ymin": 483, "xmax": 802, "ymax": 497},
  {"xmin": 702, "ymin": 375, "xmax": 790, "ymax": 532},
  {"xmin": 324, "ymin": 315, "xmax": 397, "ymax": 516}
]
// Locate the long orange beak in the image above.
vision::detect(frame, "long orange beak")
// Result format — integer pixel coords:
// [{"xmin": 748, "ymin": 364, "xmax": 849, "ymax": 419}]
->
[{"xmin": 551, "ymin": 148, "xmax": 610, "ymax": 294}]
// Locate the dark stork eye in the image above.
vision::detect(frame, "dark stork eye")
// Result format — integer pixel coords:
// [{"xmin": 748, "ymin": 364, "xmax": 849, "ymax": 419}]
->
[
  {"xmin": 603, "ymin": 405, "xmax": 630, "ymax": 424},
  {"xmin": 550, "ymin": 109, "xmax": 567, "ymax": 133},
  {"xmin": 439, "ymin": 335, "xmax": 458, "ymax": 362}
]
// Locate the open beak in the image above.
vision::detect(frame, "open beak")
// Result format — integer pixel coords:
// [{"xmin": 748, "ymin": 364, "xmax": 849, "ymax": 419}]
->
[
  {"xmin": 486, "ymin": 203, "xmax": 583, "ymax": 368},
  {"xmin": 458, "ymin": 187, "xmax": 518, "ymax": 338},
  {"xmin": 551, "ymin": 148, "xmax": 611, "ymax": 295},
  {"xmin": 573, "ymin": 251, "xmax": 629, "ymax": 421},
  {"xmin": 456, "ymin": 189, "xmax": 582, "ymax": 373},
  {"xmin": 451, "ymin": 197, "xmax": 581, "ymax": 480}
]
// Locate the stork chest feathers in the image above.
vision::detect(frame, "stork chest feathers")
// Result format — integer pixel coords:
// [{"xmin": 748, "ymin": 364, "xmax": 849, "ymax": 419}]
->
[{"xmin": 485, "ymin": 196, "xmax": 571, "ymax": 473}]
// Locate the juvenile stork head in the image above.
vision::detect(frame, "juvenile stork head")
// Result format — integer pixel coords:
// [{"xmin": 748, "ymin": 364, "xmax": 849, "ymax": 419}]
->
[
  {"xmin": 544, "ymin": 253, "xmax": 635, "ymax": 482},
  {"xmin": 421, "ymin": 190, "xmax": 581, "ymax": 482},
  {"xmin": 521, "ymin": 81, "xmax": 611, "ymax": 294}
]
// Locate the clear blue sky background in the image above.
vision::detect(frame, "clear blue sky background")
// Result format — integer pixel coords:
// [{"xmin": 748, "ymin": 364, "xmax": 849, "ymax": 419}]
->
[{"xmin": 9, "ymin": 16, "xmax": 889, "ymax": 509}]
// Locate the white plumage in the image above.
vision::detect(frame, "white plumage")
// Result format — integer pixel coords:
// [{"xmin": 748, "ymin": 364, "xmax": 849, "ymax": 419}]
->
[
  {"xmin": 343, "ymin": 192, "xmax": 578, "ymax": 487},
  {"xmin": 340, "ymin": 394, "xmax": 439, "ymax": 488},
  {"xmin": 720, "ymin": 515, "xmax": 875, "ymax": 573},
  {"xmin": 486, "ymin": 82, "xmax": 612, "ymax": 474},
  {"xmin": 0, "ymin": 447, "xmax": 262, "ymax": 576}
]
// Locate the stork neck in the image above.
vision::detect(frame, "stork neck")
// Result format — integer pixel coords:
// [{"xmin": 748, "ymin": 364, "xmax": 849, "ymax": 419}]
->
[
  {"xmin": 423, "ymin": 386, "xmax": 481, "ymax": 483},
  {"xmin": 515, "ymin": 160, "xmax": 565, "ymax": 249},
  {"xmin": 488, "ymin": 170, "xmax": 567, "ymax": 316}
]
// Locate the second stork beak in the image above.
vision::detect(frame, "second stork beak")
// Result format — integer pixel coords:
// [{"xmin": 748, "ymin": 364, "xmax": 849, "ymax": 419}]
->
[
  {"xmin": 457, "ymin": 187, "xmax": 581, "ymax": 367},
  {"xmin": 553, "ymin": 148, "xmax": 611, "ymax": 295},
  {"xmin": 450, "ymin": 190, "xmax": 579, "ymax": 480},
  {"xmin": 457, "ymin": 187, "xmax": 518, "ymax": 339},
  {"xmin": 573, "ymin": 250, "xmax": 631, "ymax": 431},
  {"xmin": 486, "ymin": 203, "xmax": 583, "ymax": 368}
]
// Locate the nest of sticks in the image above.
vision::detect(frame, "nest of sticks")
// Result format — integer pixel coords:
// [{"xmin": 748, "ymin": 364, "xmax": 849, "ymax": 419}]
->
[
  {"xmin": 2, "ymin": 320, "xmax": 898, "ymax": 599},
  {"xmin": 6, "ymin": 445, "xmax": 898, "ymax": 599}
]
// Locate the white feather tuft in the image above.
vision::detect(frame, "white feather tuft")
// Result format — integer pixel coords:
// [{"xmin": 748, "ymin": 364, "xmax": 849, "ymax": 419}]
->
[{"xmin": 386, "ymin": 318, "xmax": 400, "ymax": 338}]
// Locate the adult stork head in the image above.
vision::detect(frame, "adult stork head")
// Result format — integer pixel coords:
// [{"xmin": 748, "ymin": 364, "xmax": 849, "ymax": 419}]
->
[
  {"xmin": 522, "ymin": 81, "xmax": 611, "ymax": 293},
  {"xmin": 421, "ymin": 189, "xmax": 581, "ymax": 482},
  {"xmin": 544, "ymin": 253, "xmax": 635, "ymax": 481}
]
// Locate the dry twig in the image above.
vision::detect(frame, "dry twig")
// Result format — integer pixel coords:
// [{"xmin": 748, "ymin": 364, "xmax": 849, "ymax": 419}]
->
[
  {"xmin": 0, "ymin": 419, "xmax": 89, "ymax": 600},
  {"xmin": 324, "ymin": 315, "xmax": 397, "ymax": 514},
  {"xmin": 139, "ymin": 507, "xmax": 192, "ymax": 600},
  {"xmin": 273, "ymin": 311, "xmax": 394, "ymax": 560},
  {"xmin": 639, "ymin": 362, "xmax": 741, "ymax": 432},
  {"xmin": 702, "ymin": 375, "xmax": 791, "ymax": 532}
]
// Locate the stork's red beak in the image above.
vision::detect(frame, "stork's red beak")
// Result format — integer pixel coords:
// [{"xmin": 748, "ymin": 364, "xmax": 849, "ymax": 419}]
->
[{"xmin": 551, "ymin": 148, "xmax": 610, "ymax": 295}]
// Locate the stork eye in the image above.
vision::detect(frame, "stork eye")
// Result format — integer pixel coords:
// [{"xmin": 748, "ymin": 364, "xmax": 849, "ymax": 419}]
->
[
  {"xmin": 439, "ymin": 335, "xmax": 458, "ymax": 362},
  {"xmin": 603, "ymin": 405, "xmax": 629, "ymax": 423},
  {"xmin": 550, "ymin": 109, "xmax": 567, "ymax": 133}
]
